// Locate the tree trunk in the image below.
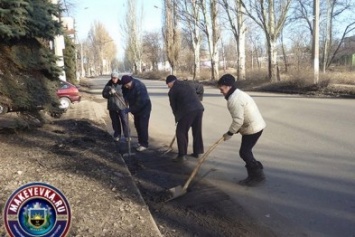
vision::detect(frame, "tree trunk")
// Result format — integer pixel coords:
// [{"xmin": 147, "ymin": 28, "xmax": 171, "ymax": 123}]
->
[
  {"xmin": 192, "ymin": 28, "xmax": 200, "ymax": 80},
  {"xmin": 237, "ymin": 1, "xmax": 246, "ymax": 80},
  {"xmin": 269, "ymin": 38, "xmax": 278, "ymax": 82},
  {"xmin": 211, "ymin": 50, "xmax": 219, "ymax": 80}
]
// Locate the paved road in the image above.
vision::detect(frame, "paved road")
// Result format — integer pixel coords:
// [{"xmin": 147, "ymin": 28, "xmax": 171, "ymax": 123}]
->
[
  {"xmin": 89, "ymin": 76, "xmax": 355, "ymax": 237},
  {"xmin": 144, "ymin": 78, "xmax": 355, "ymax": 237}
]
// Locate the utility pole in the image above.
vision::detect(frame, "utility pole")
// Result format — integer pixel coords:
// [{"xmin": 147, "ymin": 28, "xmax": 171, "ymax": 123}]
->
[{"xmin": 313, "ymin": 0, "xmax": 320, "ymax": 84}]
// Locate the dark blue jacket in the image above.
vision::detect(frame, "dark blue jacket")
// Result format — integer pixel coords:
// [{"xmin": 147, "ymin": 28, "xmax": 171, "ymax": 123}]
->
[{"xmin": 123, "ymin": 79, "xmax": 151, "ymax": 115}]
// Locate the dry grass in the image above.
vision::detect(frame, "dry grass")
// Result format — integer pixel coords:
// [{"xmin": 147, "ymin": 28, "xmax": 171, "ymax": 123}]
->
[{"xmin": 135, "ymin": 67, "xmax": 355, "ymax": 97}]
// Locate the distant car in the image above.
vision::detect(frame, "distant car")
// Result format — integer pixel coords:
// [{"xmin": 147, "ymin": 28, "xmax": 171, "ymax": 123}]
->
[{"xmin": 56, "ymin": 81, "xmax": 81, "ymax": 109}]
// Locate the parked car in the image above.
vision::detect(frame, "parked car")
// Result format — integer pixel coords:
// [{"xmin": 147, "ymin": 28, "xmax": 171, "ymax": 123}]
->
[
  {"xmin": 0, "ymin": 80, "xmax": 80, "ymax": 116},
  {"xmin": 0, "ymin": 95, "xmax": 17, "ymax": 115},
  {"xmin": 56, "ymin": 80, "xmax": 81, "ymax": 109},
  {"xmin": 0, "ymin": 102, "xmax": 9, "ymax": 115}
]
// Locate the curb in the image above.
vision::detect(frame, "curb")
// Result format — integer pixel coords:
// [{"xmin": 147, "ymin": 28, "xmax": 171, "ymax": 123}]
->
[
  {"xmin": 101, "ymin": 115, "xmax": 163, "ymax": 237},
  {"xmin": 80, "ymin": 88, "xmax": 163, "ymax": 237}
]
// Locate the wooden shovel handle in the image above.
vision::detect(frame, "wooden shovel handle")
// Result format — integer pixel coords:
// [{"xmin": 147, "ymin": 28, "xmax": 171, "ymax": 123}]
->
[
  {"xmin": 182, "ymin": 137, "xmax": 224, "ymax": 190},
  {"xmin": 168, "ymin": 135, "xmax": 176, "ymax": 148}
]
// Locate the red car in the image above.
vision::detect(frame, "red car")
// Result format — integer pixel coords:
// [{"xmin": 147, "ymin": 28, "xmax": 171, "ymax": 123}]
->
[{"xmin": 57, "ymin": 81, "xmax": 81, "ymax": 109}]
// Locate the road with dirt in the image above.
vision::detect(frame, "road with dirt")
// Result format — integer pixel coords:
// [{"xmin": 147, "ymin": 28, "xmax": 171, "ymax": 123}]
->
[
  {"xmin": 89, "ymin": 76, "xmax": 355, "ymax": 237},
  {"xmin": 145, "ymin": 78, "xmax": 355, "ymax": 237}
]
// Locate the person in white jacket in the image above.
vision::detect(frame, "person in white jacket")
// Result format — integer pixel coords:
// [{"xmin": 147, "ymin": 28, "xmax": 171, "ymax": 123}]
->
[{"xmin": 218, "ymin": 74, "xmax": 266, "ymax": 187}]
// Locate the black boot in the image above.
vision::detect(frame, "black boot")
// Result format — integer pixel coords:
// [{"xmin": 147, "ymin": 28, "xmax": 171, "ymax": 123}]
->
[
  {"xmin": 171, "ymin": 155, "xmax": 186, "ymax": 163},
  {"xmin": 239, "ymin": 161, "xmax": 265, "ymax": 187}
]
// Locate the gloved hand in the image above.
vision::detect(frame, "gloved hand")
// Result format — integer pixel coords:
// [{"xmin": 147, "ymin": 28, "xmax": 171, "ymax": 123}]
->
[
  {"xmin": 110, "ymin": 88, "xmax": 116, "ymax": 94},
  {"xmin": 123, "ymin": 108, "xmax": 130, "ymax": 114},
  {"xmin": 223, "ymin": 132, "xmax": 233, "ymax": 141}
]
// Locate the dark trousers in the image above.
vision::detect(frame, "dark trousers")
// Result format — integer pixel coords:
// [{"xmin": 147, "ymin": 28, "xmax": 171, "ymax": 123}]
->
[
  {"xmin": 109, "ymin": 110, "xmax": 129, "ymax": 138},
  {"xmin": 239, "ymin": 130, "xmax": 263, "ymax": 165},
  {"xmin": 133, "ymin": 111, "xmax": 150, "ymax": 147},
  {"xmin": 176, "ymin": 110, "xmax": 204, "ymax": 156}
]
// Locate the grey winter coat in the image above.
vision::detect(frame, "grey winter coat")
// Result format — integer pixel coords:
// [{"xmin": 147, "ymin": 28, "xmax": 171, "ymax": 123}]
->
[{"xmin": 102, "ymin": 80, "xmax": 127, "ymax": 111}]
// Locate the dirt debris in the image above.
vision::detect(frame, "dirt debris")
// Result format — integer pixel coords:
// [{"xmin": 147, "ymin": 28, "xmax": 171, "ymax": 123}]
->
[
  {"xmin": 0, "ymin": 93, "xmax": 276, "ymax": 237},
  {"xmin": 0, "ymin": 107, "xmax": 160, "ymax": 237}
]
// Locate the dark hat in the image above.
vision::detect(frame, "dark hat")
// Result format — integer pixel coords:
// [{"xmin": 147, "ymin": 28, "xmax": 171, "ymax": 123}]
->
[
  {"xmin": 121, "ymin": 75, "xmax": 133, "ymax": 85},
  {"xmin": 166, "ymin": 75, "xmax": 177, "ymax": 84},
  {"xmin": 217, "ymin": 74, "xmax": 235, "ymax": 86}
]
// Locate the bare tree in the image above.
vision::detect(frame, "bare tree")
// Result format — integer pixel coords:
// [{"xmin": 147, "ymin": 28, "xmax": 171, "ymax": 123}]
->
[
  {"xmin": 245, "ymin": 24, "xmax": 265, "ymax": 70},
  {"xmin": 163, "ymin": 0, "xmax": 181, "ymax": 74},
  {"xmin": 177, "ymin": 0, "xmax": 202, "ymax": 79},
  {"xmin": 241, "ymin": 0, "xmax": 292, "ymax": 82},
  {"xmin": 293, "ymin": 0, "xmax": 355, "ymax": 71},
  {"xmin": 287, "ymin": 29, "xmax": 310, "ymax": 71},
  {"xmin": 142, "ymin": 31, "xmax": 162, "ymax": 71},
  {"xmin": 322, "ymin": 0, "xmax": 355, "ymax": 71},
  {"xmin": 122, "ymin": 0, "xmax": 143, "ymax": 74},
  {"xmin": 87, "ymin": 21, "xmax": 116, "ymax": 75},
  {"xmin": 220, "ymin": 0, "xmax": 246, "ymax": 80},
  {"xmin": 199, "ymin": 0, "xmax": 220, "ymax": 80}
]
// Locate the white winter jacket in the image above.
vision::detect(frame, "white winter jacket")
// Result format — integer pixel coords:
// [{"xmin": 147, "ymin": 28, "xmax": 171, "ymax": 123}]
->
[{"xmin": 227, "ymin": 89, "xmax": 266, "ymax": 135}]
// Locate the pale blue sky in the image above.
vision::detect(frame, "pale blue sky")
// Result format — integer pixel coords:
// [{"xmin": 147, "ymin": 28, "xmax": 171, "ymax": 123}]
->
[{"xmin": 72, "ymin": 0, "xmax": 163, "ymax": 59}]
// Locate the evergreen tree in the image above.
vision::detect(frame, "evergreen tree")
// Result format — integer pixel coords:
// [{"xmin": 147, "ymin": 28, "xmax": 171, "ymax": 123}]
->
[
  {"xmin": 0, "ymin": 0, "xmax": 62, "ymax": 40},
  {"xmin": 0, "ymin": 0, "xmax": 29, "ymax": 39},
  {"xmin": 25, "ymin": 0, "xmax": 62, "ymax": 40},
  {"xmin": 63, "ymin": 34, "xmax": 77, "ymax": 83}
]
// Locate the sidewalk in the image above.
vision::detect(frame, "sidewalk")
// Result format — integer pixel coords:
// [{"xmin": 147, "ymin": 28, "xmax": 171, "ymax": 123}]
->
[
  {"xmin": 0, "ymin": 92, "xmax": 162, "ymax": 236},
  {"xmin": 62, "ymin": 93, "xmax": 162, "ymax": 236}
]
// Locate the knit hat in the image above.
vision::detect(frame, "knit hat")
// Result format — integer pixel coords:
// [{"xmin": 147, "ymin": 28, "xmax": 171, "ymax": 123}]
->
[
  {"xmin": 111, "ymin": 72, "xmax": 119, "ymax": 78},
  {"xmin": 217, "ymin": 74, "xmax": 235, "ymax": 86},
  {"xmin": 166, "ymin": 75, "xmax": 177, "ymax": 84},
  {"xmin": 121, "ymin": 75, "xmax": 133, "ymax": 85}
]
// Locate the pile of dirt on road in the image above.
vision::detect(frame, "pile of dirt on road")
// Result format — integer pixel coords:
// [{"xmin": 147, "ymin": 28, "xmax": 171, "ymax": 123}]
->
[{"xmin": 122, "ymin": 143, "xmax": 277, "ymax": 237}]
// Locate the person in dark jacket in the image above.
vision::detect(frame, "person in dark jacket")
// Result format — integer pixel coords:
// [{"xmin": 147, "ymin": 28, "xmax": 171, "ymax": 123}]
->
[
  {"xmin": 102, "ymin": 72, "xmax": 129, "ymax": 142},
  {"xmin": 186, "ymin": 79, "xmax": 204, "ymax": 101},
  {"xmin": 121, "ymin": 75, "xmax": 152, "ymax": 152},
  {"xmin": 166, "ymin": 75, "xmax": 204, "ymax": 162}
]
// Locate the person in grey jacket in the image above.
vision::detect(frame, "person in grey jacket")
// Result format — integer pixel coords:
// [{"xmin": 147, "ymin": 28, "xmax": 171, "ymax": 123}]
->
[
  {"xmin": 102, "ymin": 72, "xmax": 129, "ymax": 142},
  {"xmin": 218, "ymin": 74, "xmax": 266, "ymax": 187},
  {"xmin": 166, "ymin": 75, "xmax": 204, "ymax": 162}
]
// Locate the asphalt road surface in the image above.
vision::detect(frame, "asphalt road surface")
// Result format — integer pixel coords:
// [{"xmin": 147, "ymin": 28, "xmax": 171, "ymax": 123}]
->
[{"xmin": 91, "ymin": 76, "xmax": 355, "ymax": 237}]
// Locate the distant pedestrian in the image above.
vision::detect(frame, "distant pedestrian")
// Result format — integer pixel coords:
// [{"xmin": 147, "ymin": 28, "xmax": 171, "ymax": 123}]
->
[
  {"xmin": 166, "ymin": 75, "xmax": 204, "ymax": 162},
  {"xmin": 121, "ymin": 75, "xmax": 152, "ymax": 152},
  {"xmin": 102, "ymin": 72, "xmax": 129, "ymax": 142},
  {"xmin": 218, "ymin": 74, "xmax": 266, "ymax": 186}
]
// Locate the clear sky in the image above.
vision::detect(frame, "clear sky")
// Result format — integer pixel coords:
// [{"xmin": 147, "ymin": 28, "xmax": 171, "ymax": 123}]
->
[{"xmin": 71, "ymin": 0, "xmax": 163, "ymax": 59}]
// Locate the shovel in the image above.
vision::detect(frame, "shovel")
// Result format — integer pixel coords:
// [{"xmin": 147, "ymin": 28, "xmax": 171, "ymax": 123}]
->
[
  {"xmin": 162, "ymin": 123, "xmax": 178, "ymax": 155},
  {"xmin": 161, "ymin": 135, "xmax": 176, "ymax": 156},
  {"xmin": 166, "ymin": 137, "xmax": 224, "ymax": 201},
  {"xmin": 123, "ymin": 112, "xmax": 135, "ymax": 158}
]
